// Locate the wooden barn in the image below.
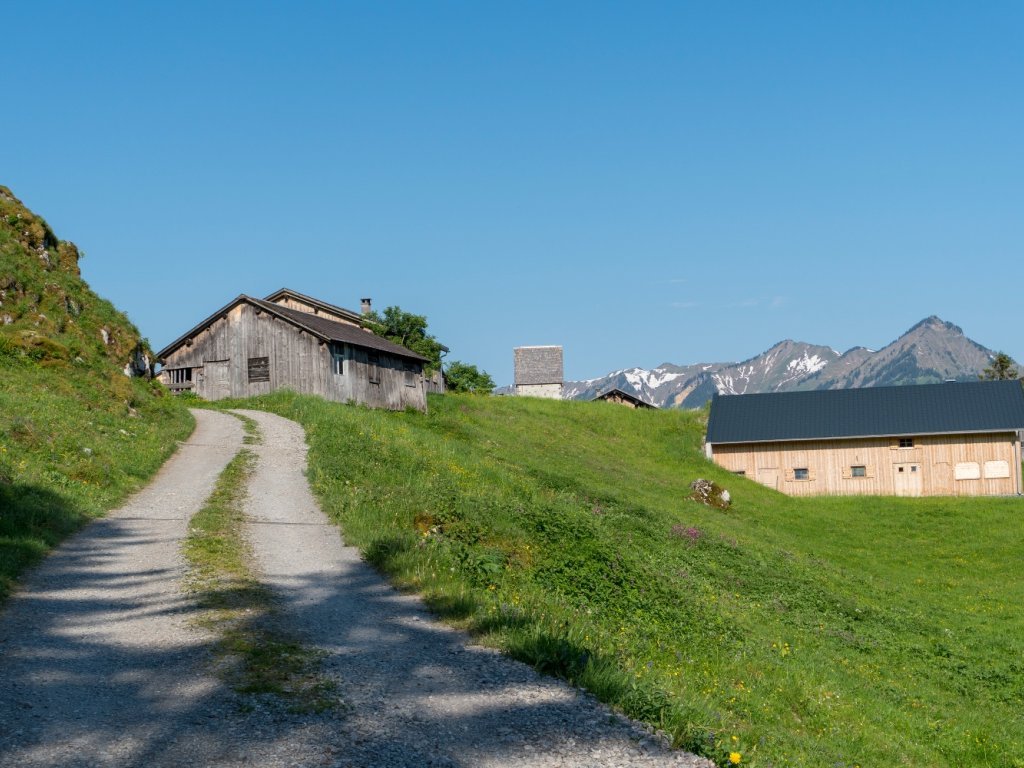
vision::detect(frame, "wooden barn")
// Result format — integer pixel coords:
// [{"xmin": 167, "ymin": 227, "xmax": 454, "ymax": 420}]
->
[
  {"xmin": 592, "ymin": 388, "xmax": 657, "ymax": 409},
  {"xmin": 705, "ymin": 381, "xmax": 1024, "ymax": 497},
  {"xmin": 156, "ymin": 288, "xmax": 429, "ymax": 411}
]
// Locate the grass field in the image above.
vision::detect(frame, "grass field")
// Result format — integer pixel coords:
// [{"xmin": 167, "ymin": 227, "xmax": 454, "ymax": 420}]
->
[
  {"xmin": 225, "ymin": 390, "xmax": 1024, "ymax": 768},
  {"xmin": 0, "ymin": 357, "xmax": 193, "ymax": 601}
]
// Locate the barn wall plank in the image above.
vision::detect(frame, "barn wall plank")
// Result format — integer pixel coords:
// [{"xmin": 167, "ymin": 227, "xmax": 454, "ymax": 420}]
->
[{"xmin": 713, "ymin": 433, "xmax": 1020, "ymax": 497}]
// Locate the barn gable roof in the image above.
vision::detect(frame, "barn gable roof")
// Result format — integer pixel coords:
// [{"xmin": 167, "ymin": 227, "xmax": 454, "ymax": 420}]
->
[
  {"xmin": 262, "ymin": 287, "xmax": 363, "ymax": 324},
  {"xmin": 514, "ymin": 345, "xmax": 563, "ymax": 386},
  {"xmin": 706, "ymin": 380, "xmax": 1024, "ymax": 445},
  {"xmin": 156, "ymin": 295, "xmax": 429, "ymax": 363}
]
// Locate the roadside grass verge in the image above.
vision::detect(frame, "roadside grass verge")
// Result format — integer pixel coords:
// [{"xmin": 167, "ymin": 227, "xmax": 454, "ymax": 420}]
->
[
  {"xmin": 182, "ymin": 416, "xmax": 341, "ymax": 714},
  {"xmin": 0, "ymin": 358, "xmax": 192, "ymax": 602},
  {"xmin": 223, "ymin": 390, "xmax": 1023, "ymax": 767}
]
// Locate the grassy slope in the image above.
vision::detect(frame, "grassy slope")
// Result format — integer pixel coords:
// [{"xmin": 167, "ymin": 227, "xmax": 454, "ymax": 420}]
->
[
  {"xmin": 0, "ymin": 356, "xmax": 193, "ymax": 601},
  {"xmin": 0, "ymin": 186, "xmax": 192, "ymax": 600},
  {"xmin": 236, "ymin": 390, "xmax": 1022, "ymax": 768}
]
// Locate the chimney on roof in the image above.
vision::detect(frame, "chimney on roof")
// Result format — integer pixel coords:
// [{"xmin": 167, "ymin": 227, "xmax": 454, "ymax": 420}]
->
[{"xmin": 361, "ymin": 298, "xmax": 372, "ymax": 315}]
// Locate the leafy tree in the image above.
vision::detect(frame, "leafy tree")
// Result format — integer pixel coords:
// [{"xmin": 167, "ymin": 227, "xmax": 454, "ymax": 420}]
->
[
  {"xmin": 444, "ymin": 361, "xmax": 495, "ymax": 394},
  {"xmin": 980, "ymin": 352, "xmax": 1018, "ymax": 380},
  {"xmin": 363, "ymin": 306, "xmax": 445, "ymax": 374}
]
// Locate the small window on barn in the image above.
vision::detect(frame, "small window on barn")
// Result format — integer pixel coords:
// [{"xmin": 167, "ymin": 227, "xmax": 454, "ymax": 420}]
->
[
  {"xmin": 954, "ymin": 462, "xmax": 981, "ymax": 480},
  {"xmin": 851, "ymin": 465, "xmax": 867, "ymax": 478},
  {"xmin": 168, "ymin": 368, "xmax": 192, "ymax": 386},
  {"xmin": 793, "ymin": 468, "xmax": 809, "ymax": 480},
  {"xmin": 247, "ymin": 356, "xmax": 270, "ymax": 383},
  {"xmin": 367, "ymin": 351, "xmax": 380, "ymax": 384},
  {"xmin": 403, "ymin": 361, "xmax": 418, "ymax": 388},
  {"xmin": 898, "ymin": 438, "xmax": 915, "ymax": 449},
  {"xmin": 983, "ymin": 460, "xmax": 1010, "ymax": 479},
  {"xmin": 331, "ymin": 343, "xmax": 345, "ymax": 376}
]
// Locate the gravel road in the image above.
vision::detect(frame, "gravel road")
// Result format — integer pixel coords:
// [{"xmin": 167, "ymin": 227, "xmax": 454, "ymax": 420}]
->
[
  {"xmin": 0, "ymin": 409, "xmax": 244, "ymax": 767},
  {"xmin": 0, "ymin": 407, "xmax": 712, "ymax": 768}
]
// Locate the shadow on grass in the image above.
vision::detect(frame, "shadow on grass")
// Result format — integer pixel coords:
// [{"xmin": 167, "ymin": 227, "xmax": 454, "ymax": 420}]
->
[
  {"xmin": 363, "ymin": 530, "xmax": 715, "ymax": 758},
  {"xmin": 0, "ymin": 482, "xmax": 92, "ymax": 601}
]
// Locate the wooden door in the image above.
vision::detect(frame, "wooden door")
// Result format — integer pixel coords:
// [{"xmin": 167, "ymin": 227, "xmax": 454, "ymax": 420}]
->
[
  {"xmin": 756, "ymin": 468, "xmax": 779, "ymax": 490},
  {"xmin": 203, "ymin": 360, "xmax": 231, "ymax": 400},
  {"xmin": 893, "ymin": 463, "xmax": 922, "ymax": 497}
]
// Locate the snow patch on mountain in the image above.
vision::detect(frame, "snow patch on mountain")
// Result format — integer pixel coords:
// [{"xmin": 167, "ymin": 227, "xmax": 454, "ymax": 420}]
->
[{"xmin": 786, "ymin": 352, "xmax": 828, "ymax": 375}]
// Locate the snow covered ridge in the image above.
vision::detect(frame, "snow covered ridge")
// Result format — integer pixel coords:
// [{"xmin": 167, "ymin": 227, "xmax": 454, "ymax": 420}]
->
[{"xmin": 560, "ymin": 317, "xmax": 1006, "ymax": 409}]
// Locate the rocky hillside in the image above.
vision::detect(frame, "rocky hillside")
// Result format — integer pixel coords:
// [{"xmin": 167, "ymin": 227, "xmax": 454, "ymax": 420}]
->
[
  {"xmin": 0, "ymin": 185, "xmax": 192, "ymax": 602},
  {"xmin": 565, "ymin": 316, "xmax": 1008, "ymax": 408},
  {"xmin": 0, "ymin": 186, "xmax": 151, "ymax": 375}
]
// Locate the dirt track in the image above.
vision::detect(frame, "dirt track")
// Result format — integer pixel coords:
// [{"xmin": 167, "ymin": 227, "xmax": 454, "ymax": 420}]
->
[{"xmin": 0, "ymin": 408, "xmax": 711, "ymax": 768}]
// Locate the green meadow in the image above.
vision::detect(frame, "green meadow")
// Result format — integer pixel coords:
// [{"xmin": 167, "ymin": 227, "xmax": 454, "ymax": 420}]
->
[{"xmin": 229, "ymin": 390, "xmax": 1023, "ymax": 768}]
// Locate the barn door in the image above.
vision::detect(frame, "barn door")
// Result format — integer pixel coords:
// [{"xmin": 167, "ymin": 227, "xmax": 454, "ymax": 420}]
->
[
  {"xmin": 204, "ymin": 360, "xmax": 231, "ymax": 400},
  {"xmin": 893, "ymin": 463, "xmax": 922, "ymax": 497},
  {"xmin": 756, "ymin": 468, "xmax": 779, "ymax": 490}
]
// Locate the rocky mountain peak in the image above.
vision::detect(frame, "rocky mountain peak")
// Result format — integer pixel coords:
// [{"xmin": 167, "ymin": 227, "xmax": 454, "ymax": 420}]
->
[{"xmin": 564, "ymin": 317, "xmax": 1008, "ymax": 409}]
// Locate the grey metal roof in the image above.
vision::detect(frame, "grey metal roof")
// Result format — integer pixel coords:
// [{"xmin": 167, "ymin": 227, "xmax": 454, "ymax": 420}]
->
[
  {"xmin": 157, "ymin": 295, "xmax": 428, "ymax": 363},
  {"xmin": 514, "ymin": 346, "xmax": 563, "ymax": 386},
  {"xmin": 705, "ymin": 380, "xmax": 1024, "ymax": 444}
]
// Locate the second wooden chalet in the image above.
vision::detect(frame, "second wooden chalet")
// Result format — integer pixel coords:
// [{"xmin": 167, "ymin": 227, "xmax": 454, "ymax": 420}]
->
[
  {"xmin": 156, "ymin": 288, "xmax": 429, "ymax": 411},
  {"xmin": 705, "ymin": 380, "xmax": 1024, "ymax": 497},
  {"xmin": 592, "ymin": 388, "xmax": 657, "ymax": 409}
]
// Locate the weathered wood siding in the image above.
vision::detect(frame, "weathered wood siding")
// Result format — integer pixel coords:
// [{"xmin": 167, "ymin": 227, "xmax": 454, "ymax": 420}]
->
[
  {"xmin": 160, "ymin": 304, "xmax": 426, "ymax": 411},
  {"xmin": 711, "ymin": 433, "xmax": 1022, "ymax": 497},
  {"xmin": 268, "ymin": 297, "xmax": 360, "ymax": 327}
]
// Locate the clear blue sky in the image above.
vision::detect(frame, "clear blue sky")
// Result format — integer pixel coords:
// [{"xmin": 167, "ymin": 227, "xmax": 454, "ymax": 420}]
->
[{"xmin": 5, "ymin": 2, "xmax": 1022, "ymax": 384}]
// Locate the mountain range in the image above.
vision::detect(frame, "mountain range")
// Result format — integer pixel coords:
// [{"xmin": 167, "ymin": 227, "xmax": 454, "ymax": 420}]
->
[{"xmin": 563, "ymin": 316, "xmax": 1008, "ymax": 408}]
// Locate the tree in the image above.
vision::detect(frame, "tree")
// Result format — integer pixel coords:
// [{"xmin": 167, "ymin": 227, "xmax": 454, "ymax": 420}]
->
[
  {"xmin": 444, "ymin": 361, "xmax": 495, "ymax": 394},
  {"xmin": 362, "ymin": 306, "xmax": 445, "ymax": 374},
  {"xmin": 980, "ymin": 352, "xmax": 1018, "ymax": 380}
]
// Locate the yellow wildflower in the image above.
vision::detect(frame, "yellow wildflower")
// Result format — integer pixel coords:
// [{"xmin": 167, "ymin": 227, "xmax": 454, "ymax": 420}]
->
[{"xmin": 729, "ymin": 752, "xmax": 742, "ymax": 765}]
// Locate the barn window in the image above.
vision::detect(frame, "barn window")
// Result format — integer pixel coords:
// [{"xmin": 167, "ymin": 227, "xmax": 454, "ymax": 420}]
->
[
  {"xmin": 367, "ymin": 351, "xmax": 380, "ymax": 384},
  {"xmin": 984, "ymin": 460, "xmax": 1010, "ymax": 479},
  {"xmin": 330, "ymin": 343, "xmax": 345, "ymax": 375},
  {"xmin": 403, "ymin": 361, "xmax": 418, "ymax": 388},
  {"xmin": 851, "ymin": 465, "xmax": 866, "ymax": 478},
  {"xmin": 167, "ymin": 368, "xmax": 192, "ymax": 386},
  {"xmin": 793, "ymin": 468, "xmax": 809, "ymax": 480},
  {"xmin": 247, "ymin": 357, "xmax": 270, "ymax": 383},
  {"xmin": 898, "ymin": 438, "xmax": 915, "ymax": 448},
  {"xmin": 954, "ymin": 462, "xmax": 981, "ymax": 480}
]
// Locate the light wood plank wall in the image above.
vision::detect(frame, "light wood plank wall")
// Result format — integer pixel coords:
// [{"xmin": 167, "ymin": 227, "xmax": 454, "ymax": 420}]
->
[{"xmin": 711, "ymin": 433, "xmax": 1022, "ymax": 497}]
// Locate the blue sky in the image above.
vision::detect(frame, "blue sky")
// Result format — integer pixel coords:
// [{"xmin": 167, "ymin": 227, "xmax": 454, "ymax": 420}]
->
[{"xmin": 5, "ymin": 2, "xmax": 1022, "ymax": 384}]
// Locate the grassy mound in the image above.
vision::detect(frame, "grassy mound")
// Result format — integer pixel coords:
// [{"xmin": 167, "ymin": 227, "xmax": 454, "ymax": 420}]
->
[{"xmin": 235, "ymin": 391, "xmax": 1022, "ymax": 768}]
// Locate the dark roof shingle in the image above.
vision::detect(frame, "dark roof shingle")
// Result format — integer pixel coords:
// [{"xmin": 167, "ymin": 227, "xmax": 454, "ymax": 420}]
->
[
  {"xmin": 514, "ymin": 346, "xmax": 563, "ymax": 386},
  {"xmin": 706, "ymin": 381, "xmax": 1024, "ymax": 444},
  {"xmin": 157, "ymin": 295, "xmax": 428, "ymax": 363},
  {"xmin": 248, "ymin": 299, "xmax": 429, "ymax": 362}
]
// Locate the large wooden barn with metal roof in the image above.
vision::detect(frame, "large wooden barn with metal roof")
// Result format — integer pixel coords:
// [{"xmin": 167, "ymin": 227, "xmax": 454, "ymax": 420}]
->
[
  {"xmin": 705, "ymin": 381, "xmax": 1024, "ymax": 497},
  {"xmin": 156, "ymin": 288, "xmax": 429, "ymax": 411}
]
